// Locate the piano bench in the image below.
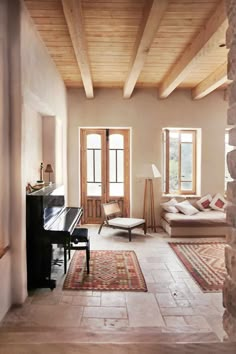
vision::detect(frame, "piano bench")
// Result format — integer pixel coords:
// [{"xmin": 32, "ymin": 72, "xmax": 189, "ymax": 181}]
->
[{"xmin": 69, "ymin": 228, "xmax": 90, "ymax": 274}]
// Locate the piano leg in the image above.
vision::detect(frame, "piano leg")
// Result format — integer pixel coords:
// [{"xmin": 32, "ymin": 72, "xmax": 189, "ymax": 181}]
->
[{"xmin": 64, "ymin": 246, "xmax": 67, "ymax": 274}]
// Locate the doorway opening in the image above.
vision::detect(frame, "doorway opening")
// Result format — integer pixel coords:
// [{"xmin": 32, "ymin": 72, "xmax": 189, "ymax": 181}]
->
[{"xmin": 80, "ymin": 128, "xmax": 130, "ymax": 224}]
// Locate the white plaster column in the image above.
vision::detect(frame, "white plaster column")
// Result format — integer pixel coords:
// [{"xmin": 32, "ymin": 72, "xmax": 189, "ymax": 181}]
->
[{"xmin": 224, "ymin": 0, "xmax": 236, "ymax": 340}]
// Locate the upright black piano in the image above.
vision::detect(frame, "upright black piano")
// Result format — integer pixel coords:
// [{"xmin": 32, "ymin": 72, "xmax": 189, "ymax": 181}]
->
[{"xmin": 26, "ymin": 184, "xmax": 83, "ymax": 290}]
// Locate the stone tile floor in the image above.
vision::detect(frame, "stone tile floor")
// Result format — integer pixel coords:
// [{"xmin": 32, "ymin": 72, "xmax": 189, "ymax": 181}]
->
[{"xmin": 1, "ymin": 226, "xmax": 228, "ymax": 342}]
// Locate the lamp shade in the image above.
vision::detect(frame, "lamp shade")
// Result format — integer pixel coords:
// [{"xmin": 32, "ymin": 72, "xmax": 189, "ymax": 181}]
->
[
  {"xmin": 139, "ymin": 163, "xmax": 161, "ymax": 179},
  {"xmin": 45, "ymin": 164, "xmax": 53, "ymax": 173},
  {"xmin": 151, "ymin": 164, "xmax": 161, "ymax": 178}
]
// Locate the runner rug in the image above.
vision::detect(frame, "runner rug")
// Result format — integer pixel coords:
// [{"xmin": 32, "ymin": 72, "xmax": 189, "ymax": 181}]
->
[
  {"xmin": 63, "ymin": 250, "xmax": 147, "ymax": 291},
  {"xmin": 169, "ymin": 241, "xmax": 226, "ymax": 292}
]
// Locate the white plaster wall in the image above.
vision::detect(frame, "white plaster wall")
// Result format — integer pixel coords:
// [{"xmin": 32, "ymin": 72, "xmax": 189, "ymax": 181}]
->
[
  {"xmin": 0, "ymin": 0, "xmax": 11, "ymax": 321},
  {"xmin": 0, "ymin": 252, "xmax": 11, "ymax": 321},
  {"xmin": 21, "ymin": 4, "xmax": 67, "ymax": 186},
  {"xmin": 23, "ymin": 105, "xmax": 43, "ymax": 184},
  {"xmin": 67, "ymin": 88, "xmax": 228, "ymax": 218},
  {"xmin": 16, "ymin": 3, "xmax": 68, "ymax": 304},
  {"xmin": 0, "ymin": 0, "xmax": 69, "ymax": 313}
]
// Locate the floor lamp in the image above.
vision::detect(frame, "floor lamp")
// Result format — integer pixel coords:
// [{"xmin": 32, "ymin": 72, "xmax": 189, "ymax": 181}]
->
[{"xmin": 143, "ymin": 164, "xmax": 161, "ymax": 232}]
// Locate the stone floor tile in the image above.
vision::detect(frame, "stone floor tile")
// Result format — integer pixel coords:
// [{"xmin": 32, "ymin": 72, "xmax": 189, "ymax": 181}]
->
[
  {"xmin": 83, "ymin": 306, "xmax": 127, "ymax": 319},
  {"xmin": 140, "ymin": 262, "xmax": 167, "ymax": 270},
  {"xmin": 80, "ymin": 318, "xmax": 105, "ymax": 328},
  {"xmin": 72, "ymin": 296, "xmax": 101, "ymax": 306},
  {"xmin": 184, "ymin": 315, "xmax": 212, "ymax": 330},
  {"xmin": 170, "ymin": 271, "xmax": 192, "ymax": 280},
  {"xmin": 104, "ymin": 319, "xmax": 129, "ymax": 328},
  {"xmin": 60, "ymin": 295, "xmax": 73, "ymax": 305},
  {"xmin": 92, "ymin": 291, "xmax": 101, "ymax": 297},
  {"xmin": 156, "ymin": 293, "xmax": 177, "ymax": 308},
  {"xmin": 126, "ymin": 293, "xmax": 164, "ymax": 327},
  {"xmin": 175, "ymin": 300, "xmax": 191, "ymax": 307},
  {"xmin": 152, "ymin": 269, "xmax": 174, "ymax": 282},
  {"xmin": 160, "ymin": 307, "xmax": 194, "ymax": 316},
  {"xmin": 147, "ymin": 283, "xmax": 171, "ymax": 294},
  {"xmin": 164, "ymin": 316, "xmax": 187, "ymax": 327},
  {"xmin": 30, "ymin": 304, "xmax": 83, "ymax": 327},
  {"xmin": 101, "ymin": 292, "xmax": 126, "ymax": 307}
]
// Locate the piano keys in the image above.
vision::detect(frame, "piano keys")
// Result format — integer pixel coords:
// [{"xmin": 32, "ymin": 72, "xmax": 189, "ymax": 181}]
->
[{"xmin": 26, "ymin": 184, "xmax": 83, "ymax": 290}]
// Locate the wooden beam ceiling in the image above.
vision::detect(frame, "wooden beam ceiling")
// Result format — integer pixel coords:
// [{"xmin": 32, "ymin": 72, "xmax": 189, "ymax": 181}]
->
[
  {"xmin": 61, "ymin": 0, "xmax": 93, "ymax": 98},
  {"xmin": 192, "ymin": 62, "xmax": 228, "ymax": 99},
  {"xmin": 123, "ymin": 0, "xmax": 168, "ymax": 98},
  {"xmin": 159, "ymin": 0, "xmax": 227, "ymax": 98}
]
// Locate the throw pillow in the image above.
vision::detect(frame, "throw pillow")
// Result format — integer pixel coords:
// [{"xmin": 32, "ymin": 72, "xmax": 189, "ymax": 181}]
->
[
  {"xmin": 210, "ymin": 193, "xmax": 227, "ymax": 211},
  {"xmin": 161, "ymin": 198, "xmax": 179, "ymax": 213},
  {"xmin": 196, "ymin": 194, "xmax": 212, "ymax": 211},
  {"xmin": 175, "ymin": 200, "xmax": 199, "ymax": 216}
]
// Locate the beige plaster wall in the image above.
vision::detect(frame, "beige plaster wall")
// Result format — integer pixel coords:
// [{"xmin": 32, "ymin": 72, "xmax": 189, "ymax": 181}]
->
[
  {"xmin": 67, "ymin": 88, "xmax": 228, "ymax": 218},
  {"xmin": 0, "ymin": 0, "xmax": 68, "ymax": 320},
  {"xmin": 0, "ymin": 0, "xmax": 11, "ymax": 321},
  {"xmin": 23, "ymin": 105, "xmax": 43, "ymax": 184}
]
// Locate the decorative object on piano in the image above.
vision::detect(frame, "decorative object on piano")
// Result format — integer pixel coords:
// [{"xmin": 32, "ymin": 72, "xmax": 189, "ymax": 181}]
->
[
  {"xmin": 45, "ymin": 163, "xmax": 54, "ymax": 184},
  {"xmin": 63, "ymin": 250, "xmax": 147, "ymax": 292},
  {"xmin": 26, "ymin": 182, "xmax": 44, "ymax": 193},
  {"xmin": 37, "ymin": 162, "xmax": 44, "ymax": 184}
]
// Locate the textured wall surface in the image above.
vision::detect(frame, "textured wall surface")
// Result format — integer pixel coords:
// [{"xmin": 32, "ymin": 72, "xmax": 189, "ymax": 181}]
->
[{"xmin": 224, "ymin": 0, "xmax": 236, "ymax": 340}]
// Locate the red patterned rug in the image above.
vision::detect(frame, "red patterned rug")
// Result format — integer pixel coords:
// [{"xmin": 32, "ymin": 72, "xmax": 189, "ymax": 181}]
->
[
  {"xmin": 63, "ymin": 250, "xmax": 147, "ymax": 291},
  {"xmin": 169, "ymin": 241, "xmax": 226, "ymax": 292}
]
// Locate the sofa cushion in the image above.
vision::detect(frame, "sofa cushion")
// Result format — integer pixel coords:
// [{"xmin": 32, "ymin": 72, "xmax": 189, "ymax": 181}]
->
[
  {"xmin": 196, "ymin": 194, "xmax": 212, "ymax": 211},
  {"xmin": 162, "ymin": 210, "xmax": 227, "ymax": 227},
  {"xmin": 161, "ymin": 198, "xmax": 179, "ymax": 213},
  {"xmin": 175, "ymin": 200, "xmax": 199, "ymax": 216},
  {"xmin": 210, "ymin": 193, "xmax": 227, "ymax": 212}
]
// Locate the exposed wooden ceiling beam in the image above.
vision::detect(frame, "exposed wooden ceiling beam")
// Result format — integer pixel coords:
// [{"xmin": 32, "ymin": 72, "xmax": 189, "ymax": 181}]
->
[
  {"xmin": 123, "ymin": 0, "xmax": 168, "ymax": 98},
  {"xmin": 192, "ymin": 62, "xmax": 228, "ymax": 99},
  {"xmin": 159, "ymin": 0, "xmax": 227, "ymax": 98},
  {"xmin": 61, "ymin": 0, "xmax": 93, "ymax": 98}
]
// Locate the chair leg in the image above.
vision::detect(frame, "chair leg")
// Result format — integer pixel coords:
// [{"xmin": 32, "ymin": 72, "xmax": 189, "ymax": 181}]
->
[
  {"xmin": 68, "ymin": 242, "xmax": 71, "ymax": 260},
  {"xmin": 144, "ymin": 222, "xmax": 147, "ymax": 234},
  {"xmin": 129, "ymin": 229, "xmax": 131, "ymax": 242},
  {"xmin": 64, "ymin": 246, "xmax": 67, "ymax": 274},
  {"xmin": 98, "ymin": 222, "xmax": 104, "ymax": 234},
  {"xmin": 86, "ymin": 247, "xmax": 90, "ymax": 274}
]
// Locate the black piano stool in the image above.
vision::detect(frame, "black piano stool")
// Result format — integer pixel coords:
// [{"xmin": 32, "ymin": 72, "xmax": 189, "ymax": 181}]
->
[{"xmin": 69, "ymin": 228, "xmax": 90, "ymax": 274}]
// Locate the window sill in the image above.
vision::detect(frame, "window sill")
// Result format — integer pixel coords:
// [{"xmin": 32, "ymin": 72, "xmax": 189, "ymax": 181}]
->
[
  {"xmin": 0, "ymin": 245, "xmax": 10, "ymax": 260},
  {"xmin": 162, "ymin": 194, "xmax": 201, "ymax": 198}
]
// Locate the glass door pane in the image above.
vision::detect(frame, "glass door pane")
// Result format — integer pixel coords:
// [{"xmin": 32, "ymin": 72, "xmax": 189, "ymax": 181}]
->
[
  {"xmin": 169, "ymin": 131, "xmax": 179, "ymax": 193},
  {"xmin": 86, "ymin": 134, "xmax": 102, "ymax": 196},
  {"xmin": 109, "ymin": 134, "xmax": 124, "ymax": 197}
]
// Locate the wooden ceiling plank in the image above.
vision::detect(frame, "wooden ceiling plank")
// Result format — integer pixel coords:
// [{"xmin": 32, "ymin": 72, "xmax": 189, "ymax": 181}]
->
[
  {"xmin": 159, "ymin": 0, "xmax": 227, "ymax": 98},
  {"xmin": 61, "ymin": 0, "xmax": 94, "ymax": 98},
  {"xmin": 192, "ymin": 62, "xmax": 228, "ymax": 99},
  {"xmin": 123, "ymin": 0, "xmax": 168, "ymax": 98}
]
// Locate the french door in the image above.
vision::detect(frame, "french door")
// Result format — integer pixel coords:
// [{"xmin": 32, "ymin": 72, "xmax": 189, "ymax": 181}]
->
[{"xmin": 80, "ymin": 129, "xmax": 130, "ymax": 224}]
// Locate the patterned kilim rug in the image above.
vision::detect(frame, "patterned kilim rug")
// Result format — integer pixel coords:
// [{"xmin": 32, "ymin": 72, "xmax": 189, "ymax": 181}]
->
[
  {"xmin": 63, "ymin": 250, "xmax": 147, "ymax": 291},
  {"xmin": 169, "ymin": 241, "xmax": 226, "ymax": 292}
]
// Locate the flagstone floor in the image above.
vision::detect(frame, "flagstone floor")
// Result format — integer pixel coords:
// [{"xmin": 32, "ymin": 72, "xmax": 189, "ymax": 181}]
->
[{"xmin": 1, "ymin": 226, "xmax": 228, "ymax": 342}]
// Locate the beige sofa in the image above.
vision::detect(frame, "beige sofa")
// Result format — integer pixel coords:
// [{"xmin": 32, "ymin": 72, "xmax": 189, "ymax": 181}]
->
[{"xmin": 160, "ymin": 197, "xmax": 230, "ymax": 237}]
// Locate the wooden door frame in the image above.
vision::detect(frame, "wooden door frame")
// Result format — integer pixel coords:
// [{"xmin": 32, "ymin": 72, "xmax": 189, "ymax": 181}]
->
[{"xmin": 80, "ymin": 127, "xmax": 131, "ymax": 223}]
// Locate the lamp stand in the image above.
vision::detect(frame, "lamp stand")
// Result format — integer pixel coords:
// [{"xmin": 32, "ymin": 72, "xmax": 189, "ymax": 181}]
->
[{"xmin": 143, "ymin": 178, "xmax": 157, "ymax": 232}]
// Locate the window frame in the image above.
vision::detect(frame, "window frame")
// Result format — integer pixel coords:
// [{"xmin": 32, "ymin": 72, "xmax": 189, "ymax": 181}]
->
[
  {"xmin": 163, "ymin": 129, "xmax": 197, "ymax": 195},
  {"xmin": 225, "ymin": 129, "xmax": 233, "ymax": 191}
]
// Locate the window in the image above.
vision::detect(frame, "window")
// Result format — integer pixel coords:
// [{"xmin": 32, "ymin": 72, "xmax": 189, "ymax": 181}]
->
[
  {"xmin": 225, "ymin": 130, "xmax": 233, "ymax": 190},
  {"xmin": 163, "ymin": 129, "xmax": 197, "ymax": 195}
]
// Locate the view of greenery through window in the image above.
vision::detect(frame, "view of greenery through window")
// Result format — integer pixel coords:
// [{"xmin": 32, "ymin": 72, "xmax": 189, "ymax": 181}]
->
[{"xmin": 164, "ymin": 130, "xmax": 195, "ymax": 194}]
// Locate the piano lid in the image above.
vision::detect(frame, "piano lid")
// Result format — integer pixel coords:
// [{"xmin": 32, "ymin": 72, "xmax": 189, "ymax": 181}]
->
[{"xmin": 27, "ymin": 184, "xmax": 64, "ymax": 197}]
